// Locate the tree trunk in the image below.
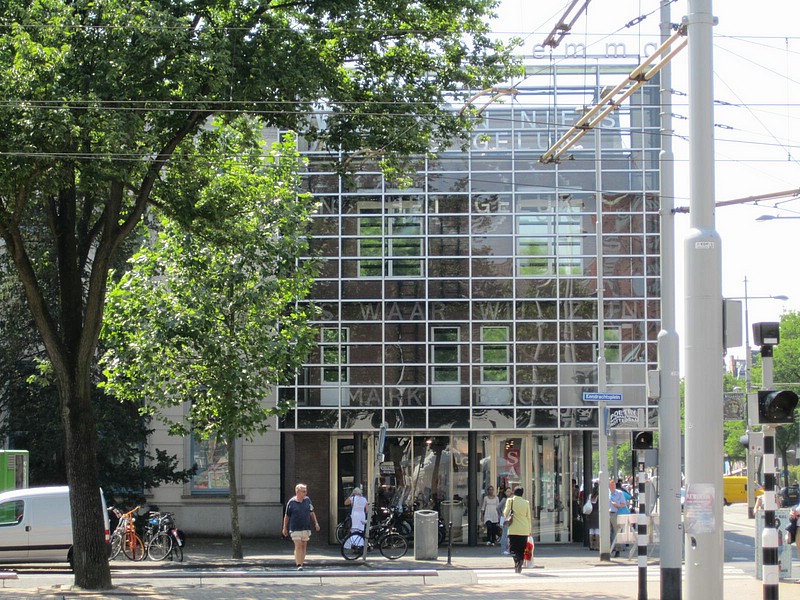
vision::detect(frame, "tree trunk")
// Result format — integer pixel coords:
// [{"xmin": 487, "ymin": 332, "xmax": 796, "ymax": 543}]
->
[
  {"xmin": 60, "ymin": 374, "xmax": 112, "ymax": 589},
  {"xmin": 227, "ymin": 434, "xmax": 243, "ymax": 559}
]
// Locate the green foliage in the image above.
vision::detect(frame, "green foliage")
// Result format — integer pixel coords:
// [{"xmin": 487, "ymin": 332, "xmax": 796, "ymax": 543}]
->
[
  {"xmin": 0, "ymin": 0, "xmax": 519, "ymax": 582},
  {"xmin": 101, "ymin": 126, "xmax": 319, "ymax": 444},
  {"xmin": 721, "ymin": 372, "xmax": 747, "ymax": 461},
  {"xmin": 723, "ymin": 420, "xmax": 747, "ymax": 461},
  {"xmin": 2, "ymin": 361, "xmax": 194, "ymax": 500},
  {"xmin": 0, "ymin": 210, "xmax": 191, "ymax": 500}
]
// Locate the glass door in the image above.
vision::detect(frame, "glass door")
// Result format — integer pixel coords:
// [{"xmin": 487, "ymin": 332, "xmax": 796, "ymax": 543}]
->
[
  {"xmin": 531, "ymin": 434, "xmax": 570, "ymax": 542},
  {"xmin": 496, "ymin": 436, "xmax": 526, "ymax": 495}
]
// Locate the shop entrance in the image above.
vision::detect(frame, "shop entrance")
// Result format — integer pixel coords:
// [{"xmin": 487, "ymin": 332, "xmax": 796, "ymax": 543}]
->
[
  {"xmin": 480, "ymin": 433, "xmax": 571, "ymax": 542},
  {"xmin": 331, "ymin": 432, "xmax": 573, "ymax": 544}
]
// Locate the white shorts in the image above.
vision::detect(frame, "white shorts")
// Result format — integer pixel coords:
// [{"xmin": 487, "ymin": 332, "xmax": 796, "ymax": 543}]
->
[{"xmin": 290, "ymin": 530, "xmax": 311, "ymax": 542}]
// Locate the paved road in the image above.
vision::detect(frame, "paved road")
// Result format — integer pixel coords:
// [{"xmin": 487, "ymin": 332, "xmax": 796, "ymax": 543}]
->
[{"xmin": 3, "ymin": 504, "xmax": 800, "ymax": 598}]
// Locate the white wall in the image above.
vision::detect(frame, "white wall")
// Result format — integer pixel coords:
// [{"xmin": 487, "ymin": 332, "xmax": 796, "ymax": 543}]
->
[{"xmin": 145, "ymin": 403, "xmax": 283, "ymax": 537}]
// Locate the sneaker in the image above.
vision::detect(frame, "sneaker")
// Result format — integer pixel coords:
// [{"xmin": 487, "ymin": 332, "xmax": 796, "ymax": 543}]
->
[
  {"xmin": 297, "ymin": 565, "xmax": 303, "ymax": 571},
  {"xmin": 502, "ymin": 550, "xmax": 511, "ymax": 555},
  {"xmin": 486, "ymin": 541, "xmax": 493, "ymax": 546}
]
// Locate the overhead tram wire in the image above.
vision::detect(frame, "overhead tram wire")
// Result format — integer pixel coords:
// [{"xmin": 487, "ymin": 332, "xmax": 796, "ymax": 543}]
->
[
  {"xmin": 539, "ymin": 25, "xmax": 688, "ymax": 165},
  {"xmin": 502, "ymin": 0, "xmax": 681, "ymax": 94},
  {"xmin": 712, "ymin": 45, "xmax": 800, "ymax": 170}
]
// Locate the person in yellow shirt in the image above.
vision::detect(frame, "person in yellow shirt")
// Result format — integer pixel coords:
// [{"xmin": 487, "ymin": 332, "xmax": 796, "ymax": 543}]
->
[{"xmin": 503, "ymin": 487, "xmax": 532, "ymax": 573}]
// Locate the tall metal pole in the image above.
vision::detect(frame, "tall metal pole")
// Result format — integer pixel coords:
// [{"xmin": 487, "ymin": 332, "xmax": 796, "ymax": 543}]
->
[
  {"xmin": 658, "ymin": 0, "xmax": 683, "ymax": 596},
  {"xmin": 744, "ymin": 277, "xmax": 756, "ymax": 519},
  {"xmin": 684, "ymin": 0, "xmax": 723, "ymax": 597},
  {"xmin": 598, "ymin": 365, "xmax": 611, "ymax": 561},
  {"xmin": 594, "ymin": 106, "xmax": 611, "ymax": 562}
]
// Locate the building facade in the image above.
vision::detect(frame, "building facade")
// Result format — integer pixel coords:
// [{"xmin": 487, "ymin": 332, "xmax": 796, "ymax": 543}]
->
[
  {"xmin": 148, "ymin": 56, "xmax": 663, "ymax": 543},
  {"xmin": 278, "ymin": 57, "xmax": 662, "ymax": 544}
]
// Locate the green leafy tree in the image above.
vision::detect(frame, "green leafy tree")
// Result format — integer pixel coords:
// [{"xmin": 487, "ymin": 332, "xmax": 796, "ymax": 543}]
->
[
  {"xmin": 0, "ymin": 223, "xmax": 193, "ymax": 499},
  {"xmin": 722, "ymin": 372, "xmax": 747, "ymax": 464},
  {"xmin": 0, "ymin": 0, "xmax": 517, "ymax": 587},
  {"xmin": 101, "ymin": 126, "xmax": 319, "ymax": 559}
]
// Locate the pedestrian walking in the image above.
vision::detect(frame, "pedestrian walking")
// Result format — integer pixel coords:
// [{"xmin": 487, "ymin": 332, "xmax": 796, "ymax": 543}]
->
[
  {"xmin": 609, "ymin": 479, "xmax": 628, "ymax": 557},
  {"xmin": 503, "ymin": 487, "xmax": 532, "ymax": 573},
  {"xmin": 498, "ymin": 487, "xmax": 512, "ymax": 554},
  {"xmin": 282, "ymin": 483, "xmax": 321, "ymax": 570},
  {"xmin": 480, "ymin": 486, "xmax": 500, "ymax": 545},
  {"xmin": 788, "ymin": 503, "xmax": 800, "ymax": 557},
  {"xmin": 585, "ymin": 481, "xmax": 600, "ymax": 550}
]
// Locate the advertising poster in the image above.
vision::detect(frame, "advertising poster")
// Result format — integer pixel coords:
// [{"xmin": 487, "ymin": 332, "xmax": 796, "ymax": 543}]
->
[{"xmin": 684, "ymin": 483, "xmax": 716, "ymax": 535}]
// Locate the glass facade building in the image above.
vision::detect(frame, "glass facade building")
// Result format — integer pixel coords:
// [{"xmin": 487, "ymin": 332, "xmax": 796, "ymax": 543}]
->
[{"xmin": 278, "ymin": 57, "xmax": 662, "ymax": 544}]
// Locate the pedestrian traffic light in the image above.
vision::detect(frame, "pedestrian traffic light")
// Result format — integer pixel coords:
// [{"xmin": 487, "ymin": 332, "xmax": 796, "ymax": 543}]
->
[
  {"xmin": 757, "ymin": 390, "xmax": 799, "ymax": 424},
  {"xmin": 632, "ymin": 430, "xmax": 654, "ymax": 449},
  {"xmin": 738, "ymin": 431, "xmax": 763, "ymax": 454}
]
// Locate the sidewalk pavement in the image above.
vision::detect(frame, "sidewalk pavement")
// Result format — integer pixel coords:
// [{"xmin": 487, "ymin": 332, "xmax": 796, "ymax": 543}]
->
[{"xmin": 3, "ymin": 536, "xmax": 800, "ymax": 599}]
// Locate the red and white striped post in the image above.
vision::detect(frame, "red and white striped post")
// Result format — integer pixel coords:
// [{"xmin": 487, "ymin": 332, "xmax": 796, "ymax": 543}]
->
[{"xmin": 637, "ymin": 452, "xmax": 648, "ymax": 600}]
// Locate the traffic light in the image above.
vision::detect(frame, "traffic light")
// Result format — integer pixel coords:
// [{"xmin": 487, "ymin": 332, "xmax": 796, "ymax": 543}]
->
[
  {"xmin": 738, "ymin": 431, "xmax": 763, "ymax": 454},
  {"xmin": 632, "ymin": 430, "xmax": 654, "ymax": 449},
  {"xmin": 757, "ymin": 390, "xmax": 799, "ymax": 424},
  {"xmin": 753, "ymin": 322, "xmax": 780, "ymax": 347}
]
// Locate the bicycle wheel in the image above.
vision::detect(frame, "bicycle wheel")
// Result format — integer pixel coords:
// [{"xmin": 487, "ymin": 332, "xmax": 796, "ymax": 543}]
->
[
  {"xmin": 335, "ymin": 516, "xmax": 352, "ymax": 543},
  {"xmin": 110, "ymin": 532, "xmax": 123, "ymax": 560},
  {"xmin": 147, "ymin": 531, "xmax": 172, "ymax": 561},
  {"xmin": 379, "ymin": 532, "xmax": 408, "ymax": 560},
  {"xmin": 122, "ymin": 533, "xmax": 146, "ymax": 561},
  {"xmin": 341, "ymin": 531, "xmax": 366, "ymax": 561},
  {"xmin": 169, "ymin": 539, "xmax": 184, "ymax": 562}
]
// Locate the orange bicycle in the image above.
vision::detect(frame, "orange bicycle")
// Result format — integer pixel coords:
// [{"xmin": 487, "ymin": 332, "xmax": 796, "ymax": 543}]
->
[{"xmin": 109, "ymin": 506, "xmax": 145, "ymax": 561}]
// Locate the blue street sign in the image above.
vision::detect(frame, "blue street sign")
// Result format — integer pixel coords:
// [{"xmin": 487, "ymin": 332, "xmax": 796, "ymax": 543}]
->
[{"xmin": 582, "ymin": 392, "xmax": 623, "ymax": 402}]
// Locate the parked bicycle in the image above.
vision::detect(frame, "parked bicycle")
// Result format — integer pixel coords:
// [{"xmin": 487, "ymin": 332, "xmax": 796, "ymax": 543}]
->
[
  {"xmin": 336, "ymin": 504, "xmax": 446, "ymax": 546},
  {"xmin": 142, "ymin": 510, "xmax": 184, "ymax": 561},
  {"xmin": 109, "ymin": 506, "xmax": 145, "ymax": 561},
  {"xmin": 340, "ymin": 523, "xmax": 408, "ymax": 560},
  {"xmin": 335, "ymin": 515, "xmax": 352, "ymax": 543}
]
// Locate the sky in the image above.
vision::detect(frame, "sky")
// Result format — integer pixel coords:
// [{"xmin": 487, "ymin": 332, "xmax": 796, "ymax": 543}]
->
[{"xmin": 490, "ymin": 0, "xmax": 800, "ymax": 372}]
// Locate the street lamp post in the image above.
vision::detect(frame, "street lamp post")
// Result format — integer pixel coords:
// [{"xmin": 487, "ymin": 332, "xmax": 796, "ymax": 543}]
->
[
  {"xmin": 727, "ymin": 278, "xmax": 788, "ymax": 517},
  {"xmin": 756, "ymin": 214, "xmax": 800, "ymax": 222}
]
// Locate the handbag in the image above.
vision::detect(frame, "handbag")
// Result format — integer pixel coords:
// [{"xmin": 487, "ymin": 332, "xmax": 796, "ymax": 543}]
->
[{"xmin": 582, "ymin": 499, "xmax": 593, "ymax": 515}]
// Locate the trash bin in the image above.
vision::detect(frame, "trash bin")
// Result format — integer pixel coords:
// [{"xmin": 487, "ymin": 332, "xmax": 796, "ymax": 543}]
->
[
  {"xmin": 440, "ymin": 500, "xmax": 464, "ymax": 542},
  {"xmin": 414, "ymin": 509, "xmax": 439, "ymax": 560}
]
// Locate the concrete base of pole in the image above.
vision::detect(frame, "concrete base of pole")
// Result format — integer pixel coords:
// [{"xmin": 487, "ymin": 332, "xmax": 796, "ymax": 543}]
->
[{"xmin": 660, "ymin": 567, "xmax": 682, "ymax": 599}]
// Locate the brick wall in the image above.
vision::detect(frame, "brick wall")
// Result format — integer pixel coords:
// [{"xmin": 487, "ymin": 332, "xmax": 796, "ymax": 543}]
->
[{"xmin": 283, "ymin": 432, "xmax": 331, "ymax": 546}]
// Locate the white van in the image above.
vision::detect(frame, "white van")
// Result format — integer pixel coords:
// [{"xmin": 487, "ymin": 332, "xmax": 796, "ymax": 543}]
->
[{"xmin": 0, "ymin": 486, "xmax": 110, "ymax": 567}]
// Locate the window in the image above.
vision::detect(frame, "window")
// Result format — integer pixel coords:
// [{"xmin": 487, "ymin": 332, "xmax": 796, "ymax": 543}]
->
[
  {"xmin": 0, "ymin": 500, "xmax": 23, "ymax": 526},
  {"xmin": 596, "ymin": 325, "xmax": 622, "ymax": 362},
  {"xmin": 481, "ymin": 326, "xmax": 510, "ymax": 383},
  {"xmin": 322, "ymin": 327, "xmax": 349, "ymax": 383},
  {"xmin": 432, "ymin": 327, "xmax": 460, "ymax": 383},
  {"xmin": 190, "ymin": 435, "xmax": 230, "ymax": 494},
  {"xmin": 517, "ymin": 197, "xmax": 583, "ymax": 276},
  {"xmin": 358, "ymin": 201, "xmax": 423, "ymax": 277}
]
